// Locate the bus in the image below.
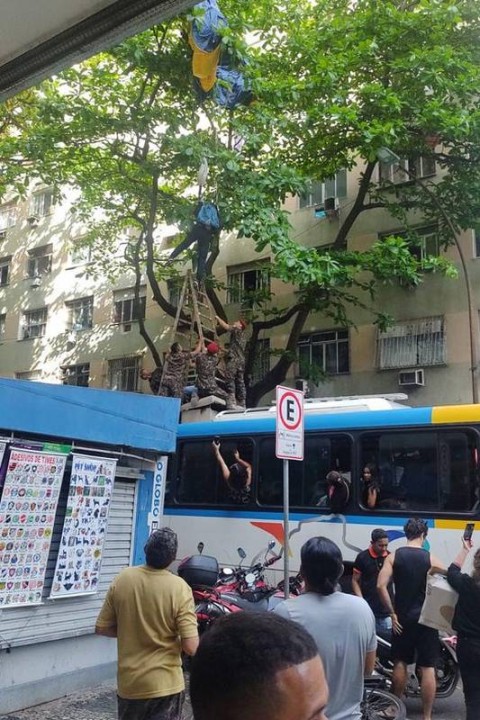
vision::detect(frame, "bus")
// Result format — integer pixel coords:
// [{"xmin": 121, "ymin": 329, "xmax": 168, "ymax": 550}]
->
[{"xmin": 164, "ymin": 395, "xmax": 480, "ymax": 577}]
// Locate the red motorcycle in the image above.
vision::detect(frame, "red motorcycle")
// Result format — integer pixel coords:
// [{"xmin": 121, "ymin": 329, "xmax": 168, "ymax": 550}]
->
[{"xmin": 178, "ymin": 542, "xmax": 302, "ymax": 633}]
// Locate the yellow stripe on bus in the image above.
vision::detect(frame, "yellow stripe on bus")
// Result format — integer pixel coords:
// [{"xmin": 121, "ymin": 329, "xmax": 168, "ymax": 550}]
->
[
  {"xmin": 432, "ymin": 405, "xmax": 480, "ymax": 424},
  {"xmin": 435, "ymin": 519, "xmax": 479, "ymax": 530}
]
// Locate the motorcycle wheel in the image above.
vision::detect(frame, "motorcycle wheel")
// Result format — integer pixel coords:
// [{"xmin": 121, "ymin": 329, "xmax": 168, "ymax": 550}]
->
[
  {"xmin": 435, "ymin": 644, "xmax": 460, "ymax": 699},
  {"xmin": 361, "ymin": 688, "xmax": 407, "ymax": 720}
]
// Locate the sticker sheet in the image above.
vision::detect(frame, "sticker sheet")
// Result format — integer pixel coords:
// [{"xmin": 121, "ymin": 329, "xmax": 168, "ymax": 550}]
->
[
  {"xmin": 0, "ymin": 450, "xmax": 66, "ymax": 607},
  {"xmin": 50, "ymin": 455, "xmax": 116, "ymax": 598}
]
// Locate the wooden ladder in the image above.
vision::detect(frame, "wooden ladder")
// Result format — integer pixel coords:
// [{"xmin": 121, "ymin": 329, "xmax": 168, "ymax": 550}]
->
[{"xmin": 161, "ymin": 271, "xmax": 218, "ymax": 387}]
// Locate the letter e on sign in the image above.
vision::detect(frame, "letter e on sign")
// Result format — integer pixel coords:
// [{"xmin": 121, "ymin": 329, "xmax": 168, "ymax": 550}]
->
[{"xmin": 275, "ymin": 385, "xmax": 304, "ymax": 460}]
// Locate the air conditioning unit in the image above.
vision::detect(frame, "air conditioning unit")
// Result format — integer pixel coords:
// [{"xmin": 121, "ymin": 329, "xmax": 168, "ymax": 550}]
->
[
  {"xmin": 398, "ymin": 368, "xmax": 425, "ymax": 387},
  {"xmin": 27, "ymin": 214, "xmax": 39, "ymax": 226},
  {"xmin": 30, "ymin": 274, "xmax": 42, "ymax": 288},
  {"xmin": 295, "ymin": 378, "xmax": 310, "ymax": 397},
  {"xmin": 324, "ymin": 197, "xmax": 339, "ymax": 212}
]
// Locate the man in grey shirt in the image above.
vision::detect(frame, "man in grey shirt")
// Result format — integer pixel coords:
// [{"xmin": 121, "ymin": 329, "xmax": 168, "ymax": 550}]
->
[{"xmin": 275, "ymin": 536, "xmax": 377, "ymax": 720}]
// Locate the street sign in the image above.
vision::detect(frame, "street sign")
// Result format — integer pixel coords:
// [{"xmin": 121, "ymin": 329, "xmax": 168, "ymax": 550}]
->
[{"xmin": 275, "ymin": 385, "xmax": 304, "ymax": 460}]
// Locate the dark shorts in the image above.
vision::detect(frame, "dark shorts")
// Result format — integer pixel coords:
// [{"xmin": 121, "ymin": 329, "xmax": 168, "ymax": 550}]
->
[
  {"xmin": 117, "ymin": 691, "xmax": 185, "ymax": 720},
  {"xmin": 391, "ymin": 621, "xmax": 439, "ymax": 667}
]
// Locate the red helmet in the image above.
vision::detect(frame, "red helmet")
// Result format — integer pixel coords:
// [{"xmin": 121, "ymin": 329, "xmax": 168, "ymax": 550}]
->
[{"xmin": 207, "ymin": 342, "xmax": 220, "ymax": 354}]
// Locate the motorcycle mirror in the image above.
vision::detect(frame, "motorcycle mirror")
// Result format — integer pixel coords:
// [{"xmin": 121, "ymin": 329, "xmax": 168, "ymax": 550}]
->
[
  {"xmin": 197, "ymin": 542, "xmax": 204, "ymax": 555},
  {"xmin": 237, "ymin": 547, "xmax": 247, "ymax": 560},
  {"xmin": 268, "ymin": 540, "xmax": 275, "ymax": 550}
]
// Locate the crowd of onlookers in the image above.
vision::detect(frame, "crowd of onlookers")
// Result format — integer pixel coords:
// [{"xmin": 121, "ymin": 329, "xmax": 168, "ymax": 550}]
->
[{"xmin": 95, "ymin": 518, "xmax": 480, "ymax": 720}]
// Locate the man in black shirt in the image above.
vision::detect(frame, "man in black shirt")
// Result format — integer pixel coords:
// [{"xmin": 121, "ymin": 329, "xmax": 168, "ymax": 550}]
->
[
  {"xmin": 377, "ymin": 517, "xmax": 445, "ymax": 720},
  {"xmin": 352, "ymin": 528, "xmax": 392, "ymax": 637}
]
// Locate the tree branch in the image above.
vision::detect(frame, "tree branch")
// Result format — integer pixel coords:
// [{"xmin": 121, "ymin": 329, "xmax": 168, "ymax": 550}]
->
[{"xmin": 333, "ymin": 161, "xmax": 377, "ymax": 248}]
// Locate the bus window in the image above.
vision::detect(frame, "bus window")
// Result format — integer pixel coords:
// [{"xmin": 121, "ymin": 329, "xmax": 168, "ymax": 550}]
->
[
  {"xmin": 361, "ymin": 431, "xmax": 438, "ymax": 510},
  {"xmin": 175, "ymin": 439, "xmax": 254, "ymax": 505},
  {"xmin": 439, "ymin": 432, "xmax": 479, "ymax": 512},
  {"xmin": 258, "ymin": 434, "xmax": 352, "ymax": 508}
]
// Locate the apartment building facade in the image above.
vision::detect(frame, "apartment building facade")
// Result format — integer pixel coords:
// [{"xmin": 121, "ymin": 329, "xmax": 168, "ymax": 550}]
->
[{"xmin": 0, "ymin": 162, "xmax": 478, "ymax": 408}]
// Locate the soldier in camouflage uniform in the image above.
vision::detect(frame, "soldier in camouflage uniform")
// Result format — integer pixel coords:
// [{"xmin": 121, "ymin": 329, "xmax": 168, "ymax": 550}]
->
[
  {"xmin": 159, "ymin": 342, "xmax": 193, "ymax": 398},
  {"xmin": 194, "ymin": 340, "xmax": 227, "ymax": 399},
  {"xmin": 215, "ymin": 315, "xmax": 247, "ymax": 409}
]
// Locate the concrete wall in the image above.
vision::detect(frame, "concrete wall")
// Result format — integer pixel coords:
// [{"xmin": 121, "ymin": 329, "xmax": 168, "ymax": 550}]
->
[{"xmin": 0, "ymin": 634, "xmax": 116, "ymax": 714}]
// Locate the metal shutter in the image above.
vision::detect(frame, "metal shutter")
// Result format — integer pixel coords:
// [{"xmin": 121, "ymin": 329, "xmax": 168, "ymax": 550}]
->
[{"xmin": 0, "ymin": 479, "xmax": 136, "ymax": 648}]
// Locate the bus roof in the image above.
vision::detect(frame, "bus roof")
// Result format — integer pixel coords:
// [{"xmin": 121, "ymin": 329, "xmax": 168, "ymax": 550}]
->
[{"xmin": 213, "ymin": 394, "xmax": 409, "ymax": 421}]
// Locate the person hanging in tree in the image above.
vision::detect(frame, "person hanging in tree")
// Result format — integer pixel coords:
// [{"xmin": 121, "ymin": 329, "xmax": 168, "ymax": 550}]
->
[{"xmin": 166, "ymin": 202, "xmax": 221, "ymax": 285}]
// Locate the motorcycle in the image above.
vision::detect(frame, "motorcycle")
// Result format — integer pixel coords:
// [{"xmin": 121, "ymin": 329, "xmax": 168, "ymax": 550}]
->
[{"xmin": 375, "ymin": 632, "xmax": 459, "ymax": 699}]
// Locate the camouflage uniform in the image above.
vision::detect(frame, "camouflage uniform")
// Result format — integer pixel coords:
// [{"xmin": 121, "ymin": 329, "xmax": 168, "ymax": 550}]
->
[
  {"xmin": 159, "ymin": 350, "xmax": 191, "ymax": 398},
  {"xmin": 195, "ymin": 352, "xmax": 227, "ymax": 398},
  {"xmin": 224, "ymin": 326, "xmax": 246, "ymax": 408}
]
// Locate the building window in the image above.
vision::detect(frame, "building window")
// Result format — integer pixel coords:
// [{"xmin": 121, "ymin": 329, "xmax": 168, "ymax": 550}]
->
[
  {"xmin": 226, "ymin": 264, "xmax": 270, "ymax": 306},
  {"xmin": 0, "ymin": 202, "xmax": 17, "ymax": 232},
  {"xmin": 27, "ymin": 244, "xmax": 52, "ymax": 278},
  {"xmin": 297, "ymin": 330, "xmax": 350, "ymax": 377},
  {"xmin": 376, "ymin": 316, "xmax": 445, "ymax": 369},
  {"xmin": 299, "ymin": 170, "xmax": 347, "ymax": 208},
  {"xmin": 66, "ymin": 296, "xmax": 93, "ymax": 331},
  {"xmin": 22, "ymin": 307, "xmax": 47, "ymax": 339},
  {"xmin": 108, "ymin": 357, "xmax": 140, "ymax": 392},
  {"xmin": 16, "ymin": 370, "xmax": 42, "ymax": 381},
  {"xmin": 0, "ymin": 257, "xmax": 10, "ymax": 286},
  {"xmin": 167, "ymin": 278, "xmax": 183, "ymax": 307},
  {"xmin": 382, "ymin": 225, "xmax": 440, "ymax": 262},
  {"xmin": 29, "ymin": 189, "xmax": 53, "ymax": 218},
  {"xmin": 62, "ymin": 363, "xmax": 90, "ymax": 387},
  {"xmin": 70, "ymin": 242, "xmax": 92, "ymax": 265},
  {"xmin": 0, "ymin": 313, "xmax": 5, "ymax": 341},
  {"xmin": 250, "ymin": 338, "xmax": 271, "ymax": 384},
  {"xmin": 379, "ymin": 155, "xmax": 436, "ymax": 184},
  {"xmin": 113, "ymin": 288, "xmax": 146, "ymax": 331}
]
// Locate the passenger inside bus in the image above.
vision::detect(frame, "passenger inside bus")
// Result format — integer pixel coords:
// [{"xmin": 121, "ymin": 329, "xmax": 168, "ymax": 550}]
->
[{"xmin": 212, "ymin": 440, "xmax": 252, "ymax": 504}]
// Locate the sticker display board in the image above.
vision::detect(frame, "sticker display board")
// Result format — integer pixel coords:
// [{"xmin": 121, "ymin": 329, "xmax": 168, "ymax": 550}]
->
[
  {"xmin": 0, "ymin": 450, "xmax": 67, "ymax": 608},
  {"xmin": 50, "ymin": 454, "xmax": 117, "ymax": 598}
]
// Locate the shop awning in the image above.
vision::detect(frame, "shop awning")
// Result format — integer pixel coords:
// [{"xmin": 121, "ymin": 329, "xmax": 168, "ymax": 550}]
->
[{"xmin": 0, "ymin": 378, "xmax": 180, "ymax": 453}]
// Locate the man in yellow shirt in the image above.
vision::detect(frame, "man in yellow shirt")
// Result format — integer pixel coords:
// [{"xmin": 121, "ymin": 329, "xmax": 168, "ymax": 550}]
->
[{"xmin": 95, "ymin": 527, "xmax": 199, "ymax": 720}]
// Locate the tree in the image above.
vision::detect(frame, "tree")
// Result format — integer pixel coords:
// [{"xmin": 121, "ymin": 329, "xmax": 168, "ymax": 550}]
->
[{"xmin": 1, "ymin": 0, "xmax": 480, "ymax": 405}]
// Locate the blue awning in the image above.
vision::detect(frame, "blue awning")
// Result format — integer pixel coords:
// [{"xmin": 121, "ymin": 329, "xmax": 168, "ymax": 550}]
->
[{"xmin": 0, "ymin": 379, "xmax": 180, "ymax": 453}]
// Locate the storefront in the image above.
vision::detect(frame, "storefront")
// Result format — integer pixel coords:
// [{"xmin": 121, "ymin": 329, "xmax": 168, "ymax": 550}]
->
[{"xmin": 0, "ymin": 378, "xmax": 179, "ymax": 713}]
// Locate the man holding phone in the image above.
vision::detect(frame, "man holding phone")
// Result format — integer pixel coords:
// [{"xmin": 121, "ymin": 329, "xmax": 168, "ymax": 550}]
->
[{"xmin": 446, "ymin": 524, "xmax": 480, "ymax": 720}]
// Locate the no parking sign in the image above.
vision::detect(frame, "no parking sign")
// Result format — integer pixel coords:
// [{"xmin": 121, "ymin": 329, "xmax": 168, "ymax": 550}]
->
[{"xmin": 275, "ymin": 385, "xmax": 304, "ymax": 460}]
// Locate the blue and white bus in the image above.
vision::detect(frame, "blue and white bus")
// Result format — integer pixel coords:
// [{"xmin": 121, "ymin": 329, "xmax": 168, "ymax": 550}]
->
[{"xmin": 164, "ymin": 396, "xmax": 480, "ymax": 574}]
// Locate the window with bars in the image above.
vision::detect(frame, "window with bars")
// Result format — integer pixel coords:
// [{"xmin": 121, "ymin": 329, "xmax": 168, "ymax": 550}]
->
[
  {"xmin": 62, "ymin": 363, "xmax": 90, "ymax": 387},
  {"xmin": 27, "ymin": 245, "xmax": 52, "ymax": 278},
  {"xmin": 108, "ymin": 356, "xmax": 140, "ymax": 392},
  {"xmin": 376, "ymin": 316, "xmax": 445, "ymax": 369},
  {"xmin": 113, "ymin": 288, "xmax": 146, "ymax": 330},
  {"xmin": 0, "ymin": 203, "xmax": 17, "ymax": 232},
  {"xmin": 22, "ymin": 307, "xmax": 47, "ymax": 339},
  {"xmin": 66, "ymin": 296, "xmax": 93, "ymax": 331},
  {"xmin": 299, "ymin": 170, "xmax": 347, "ymax": 208},
  {"xmin": 29, "ymin": 189, "xmax": 53, "ymax": 218},
  {"xmin": 250, "ymin": 338, "xmax": 271, "ymax": 384},
  {"xmin": 378, "ymin": 156, "xmax": 436, "ymax": 184},
  {"xmin": 167, "ymin": 278, "xmax": 183, "ymax": 307},
  {"xmin": 0, "ymin": 313, "xmax": 5, "ymax": 341},
  {"xmin": 0, "ymin": 257, "xmax": 10, "ymax": 286},
  {"xmin": 226, "ymin": 264, "xmax": 270, "ymax": 306},
  {"xmin": 297, "ymin": 330, "xmax": 349, "ymax": 377}
]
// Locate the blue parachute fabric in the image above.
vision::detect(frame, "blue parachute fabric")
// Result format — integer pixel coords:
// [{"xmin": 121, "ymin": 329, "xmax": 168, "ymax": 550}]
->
[
  {"xmin": 196, "ymin": 202, "xmax": 221, "ymax": 231},
  {"xmin": 192, "ymin": 0, "xmax": 228, "ymax": 53},
  {"xmin": 214, "ymin": 66, "xmax": 254, "ymax": 109}
]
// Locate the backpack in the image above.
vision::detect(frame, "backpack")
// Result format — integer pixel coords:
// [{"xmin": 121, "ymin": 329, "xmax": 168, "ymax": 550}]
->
[{"xmin": 196, "ymin": 202, "xmax": 221, "ymax": 231}]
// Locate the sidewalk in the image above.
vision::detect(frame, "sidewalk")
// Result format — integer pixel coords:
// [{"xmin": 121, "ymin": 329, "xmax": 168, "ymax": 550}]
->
[{"xmin": 0, "ymin": 682, "xmax": 194, "ymax": 720}]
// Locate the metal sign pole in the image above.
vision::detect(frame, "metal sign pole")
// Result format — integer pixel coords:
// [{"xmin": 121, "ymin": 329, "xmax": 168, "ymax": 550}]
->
[{"xmin": 283, "ymin": 458, "xmax": 290, "ymax": 598}]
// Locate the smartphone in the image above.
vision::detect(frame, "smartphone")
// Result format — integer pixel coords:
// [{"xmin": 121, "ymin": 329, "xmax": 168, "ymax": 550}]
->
[{"xmin": 463, "ymin": 522, "xmax": 475, "ymax": 542}]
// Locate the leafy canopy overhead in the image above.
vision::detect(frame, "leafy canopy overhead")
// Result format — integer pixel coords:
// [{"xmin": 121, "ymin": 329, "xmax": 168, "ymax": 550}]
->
[{"xmin": 1, "ymin": 0, "xmax": 479, "ymax": 404}]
